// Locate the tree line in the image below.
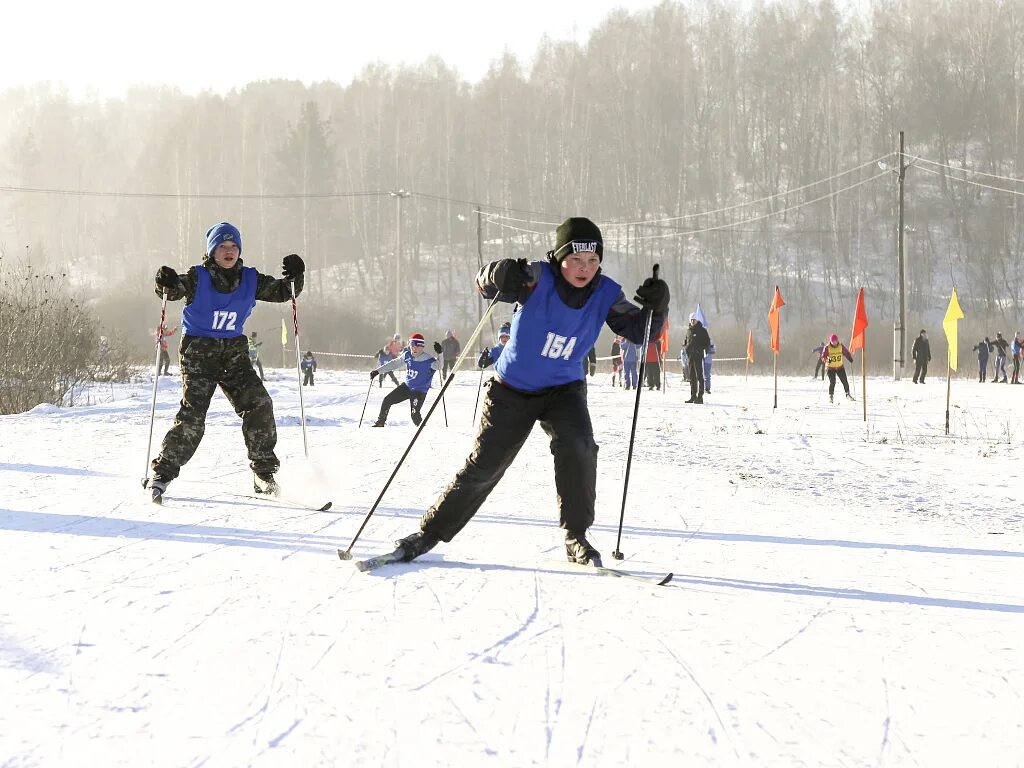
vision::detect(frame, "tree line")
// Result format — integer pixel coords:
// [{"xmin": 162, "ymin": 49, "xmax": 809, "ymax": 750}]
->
[{"xmin": 1, "ymin": 0, "xmax": 1022, "ymax": 371}]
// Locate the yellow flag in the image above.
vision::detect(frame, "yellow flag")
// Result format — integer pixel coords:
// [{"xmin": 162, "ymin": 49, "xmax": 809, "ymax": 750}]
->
[
  {"xmin": 942, "ymin": 288, "xmax": 965, "ymax": 371},
  {"xmin": 281, "ymin": 318, "xmax": 288, "ymax": 347}
]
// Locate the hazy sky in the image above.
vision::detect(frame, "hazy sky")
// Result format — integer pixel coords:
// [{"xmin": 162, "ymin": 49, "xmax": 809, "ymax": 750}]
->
[{"xmin": 3, "ymin": 0, "xmax": 661, "ymax": 98}]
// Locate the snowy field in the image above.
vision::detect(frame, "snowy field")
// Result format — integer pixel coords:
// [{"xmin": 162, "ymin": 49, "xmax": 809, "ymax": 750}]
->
[{"xmin": 1, "ymin": 365, "xmax": 1022, "ymax": 767}]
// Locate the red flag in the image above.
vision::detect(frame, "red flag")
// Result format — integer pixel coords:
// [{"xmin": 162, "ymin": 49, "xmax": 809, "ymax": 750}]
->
[
  {"xmin": 746, "ymin": 330, "xmax": 754, "ymax": 363},
  {"xmin": 849, "ymin": 287, "xmax": 868, "ymax": 354},
  {"xmin": 767, "ymin": 286, "xmax": 785, "ymax": 353},
  {"xmin": 659, "ymin": 316, "xmax": 670, "ymax": 357}
]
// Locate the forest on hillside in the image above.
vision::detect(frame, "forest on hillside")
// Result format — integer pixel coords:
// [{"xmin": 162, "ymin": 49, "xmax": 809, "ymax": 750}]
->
[{"xmin": 2, "ymin": 0, "xmax": 1023, "ymax": 371}]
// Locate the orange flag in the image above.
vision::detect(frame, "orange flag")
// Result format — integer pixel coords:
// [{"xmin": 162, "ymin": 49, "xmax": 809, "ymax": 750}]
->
[
  {"xmin": 849, "ymin": 288, "xmax": 868, "ymax": 353},
  {"xmin": 746, "ymin": 330, "xmax": 755, "ymax": 363},
  {"xmin": 659, "ymin": 316, "xmax": 670, "ymax": 357},
  {"xmin": 767, "ymin": 286, "xmax": 785, "ymax": 353}
]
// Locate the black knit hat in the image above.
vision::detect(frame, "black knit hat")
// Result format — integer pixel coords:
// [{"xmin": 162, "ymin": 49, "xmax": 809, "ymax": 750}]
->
[{"xmin": 552, "ymin": 217, "xmax": 603, "ymax": 262}]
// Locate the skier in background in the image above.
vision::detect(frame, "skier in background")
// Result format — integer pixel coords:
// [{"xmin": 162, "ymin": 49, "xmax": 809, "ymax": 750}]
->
[
  {"xmin": 148, "ymin": 221, "xmax": 304, "ymax": 503},
  {"xmin": 478, "ymin": 323, "xmax": 511, "ymax": 369},
  {"xmin": 822, "ymin": 333, "xmax": 855, "ymax": 403},
  {"xmin": 610, "ymin": 336, "xmax": 623, "ymax": 387},
  {"xmin": 991, "ymin": 332, "xmax": 1009, "ymax": 383},
  {"xmin": 1012, "ymin": 331, "xmax": 1023, "ymax": 384},
  {"xmin": 620, "ymin": 338, "xmax": 640, "ymax": 390},
  {"xmin": 389, "ymin": 216, "xmax": 669, "ymax": 567},
  {"xmin": 301, "ymin": 350, "xmax": 317, "ymax": 386},
  {"xmin": 156, "ymin": 324, "xmax": 178, "ymax": 376},
  {"xmin": 369, "ymin": 333, "xmax": 443, "ymax": 426},
  {"xmin": 703, "ymin": 331, "xmax": 716, "ymax": 394}
]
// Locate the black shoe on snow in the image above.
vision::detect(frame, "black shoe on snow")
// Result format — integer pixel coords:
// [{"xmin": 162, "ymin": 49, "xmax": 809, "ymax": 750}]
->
[
  {"xmin": 254, "ymin": 473, "xmax": 280, "ymax": 496},
  {"xmin": 846, "ymin": 393, "xmax": 855, "ymax": 401},
  {"xmin": 371, "ymin": 420, "xmax": 385, "ymax": 427},
  {"xmin": 565, "ymin": 531, "xmax": 602, "ymax": 566},
  {"xmin": 394, "ymin": 531, "xmax": 439, "ymax": 562},
  {"xmin": 149, "ymin": 478, "xmax": 169, "ymax": 505}
]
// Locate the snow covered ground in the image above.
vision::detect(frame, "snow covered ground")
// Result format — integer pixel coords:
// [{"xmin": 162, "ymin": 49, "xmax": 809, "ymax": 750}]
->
[{"xmin": 1, "ymin": 366, "xmax": 1022, "ymax": 767}]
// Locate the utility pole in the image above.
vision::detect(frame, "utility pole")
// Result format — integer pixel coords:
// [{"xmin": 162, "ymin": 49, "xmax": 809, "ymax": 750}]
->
[
  {"xmin": 894, "ymin": 131, "xmax": 907, "ymax": 380},
  {"xmin": 391, "ymin": 190, "xmax": 410, "ymax": 336}
]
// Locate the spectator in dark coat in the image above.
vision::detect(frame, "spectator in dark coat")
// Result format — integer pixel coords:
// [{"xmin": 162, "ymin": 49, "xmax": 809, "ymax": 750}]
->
[
  {"xmin": 812, "ymin": 340, "xmax": 827, "ymax": 380},
  {"xmin": 911, "ymin": 329, "xmax": 931, "ymax": 384},
  {"xmin": 973, "ymin": 338, "xmax": 991, "ymax": 382},
  {"xmin": 440, "ymin": 330, "xmax": 461, "ymax": 378},
  {"xmin": 683, "ymin": 314, "xmax": 711, "ymax": 403}
]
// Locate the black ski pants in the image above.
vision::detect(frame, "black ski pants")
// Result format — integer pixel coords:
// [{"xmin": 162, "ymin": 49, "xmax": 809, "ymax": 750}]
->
[
  {"xmin": 303, "ymin": 369, "xmax": 314, "ymax": 386},
  {"xmin": 158, "ymin": 349, "xmax": 171, "ymax": 375},
  {"xmin": 377, "ymin": 383, "xmax": 426, "ymax": 425},
  {"xmin": 687, "ymin": 354, "xmax": 704, "ymax": 400},
  {"xmin": 645, "ymin": 359, "xmax": 662, "ymax": 390},
  {"xmin": 421, "ymin": 378, "xmax": 597, "ymax": 542},
  {"xmin": 827, "ymin": 366, "xmax": 851, "ymax": 396},
  {"xmin": 913, "ymin": 358, "xmax": 928, "ymax": 383}
]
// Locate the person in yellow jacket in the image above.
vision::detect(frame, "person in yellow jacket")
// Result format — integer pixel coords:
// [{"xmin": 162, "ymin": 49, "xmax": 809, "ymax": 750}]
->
[{"xmin": 821, "ymin": 333, "xmax": 854, "ymax": 403}]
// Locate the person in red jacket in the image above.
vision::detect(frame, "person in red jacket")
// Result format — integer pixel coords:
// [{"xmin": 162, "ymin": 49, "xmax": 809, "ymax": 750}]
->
[
  {"xmin": 822, "ymin": 333, "xmax": 854, "ymax": 403},
  {"xmin": 644, "ymin": 339, "xmax": 662, "ymax": 390},
  {"xmin": 155, "ymin": 325, "xmax": 178, "ymax": 375}
]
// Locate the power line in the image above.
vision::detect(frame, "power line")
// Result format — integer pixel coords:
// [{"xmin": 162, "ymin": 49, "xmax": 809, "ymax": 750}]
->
[
  {"xmin": 915, "ymin": 164, "xmax": 1024, "ymax": 199},
  {"xmin": 912, "ymin": 155, "xmax": 1024, "ymax": 185},
  {"xmin": 636, "ymin": 170, "xmax": 890, "ymax": 240},
  {"xmin": 0, "ymin": 185, "xmax": 393, "ymax": 200}
]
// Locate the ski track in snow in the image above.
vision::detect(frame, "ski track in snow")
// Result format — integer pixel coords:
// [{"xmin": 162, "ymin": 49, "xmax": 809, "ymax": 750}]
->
[{"xmin": 1, "ymin": 369, "xmax": 1023, "ymax": 766}]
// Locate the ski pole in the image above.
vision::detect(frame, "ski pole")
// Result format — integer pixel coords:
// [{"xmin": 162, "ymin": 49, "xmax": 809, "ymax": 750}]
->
[
  {"xmin": 357, "ymin": 378, "xmax": 374, "ymax": 428},
  {"xmin": 339, "ymin": 294, "xmax": 501, "ymax": 559},
  {"xmin": 290, "ymin": 281, "xmax": 309, "ymax": 457},
  {"xmin": 142, "ymin": 290, "xmax": 168, "ymax": 488},
  {"xmin": 612, "ymin": 264, "xmax": 659, "ymax": 561},
  {"xmin": 472, "ymin": 363, "xmax": 485, "ymax": 425}
]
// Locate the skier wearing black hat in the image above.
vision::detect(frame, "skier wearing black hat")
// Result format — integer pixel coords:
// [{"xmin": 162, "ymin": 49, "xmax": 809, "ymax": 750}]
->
[
  {"xmin": 391, "ymin": 216, "xmax": 670, "ymax": 567},
  {"xmin": 148, "ymin": 222, "xmax": 304, "ymax": 503}
]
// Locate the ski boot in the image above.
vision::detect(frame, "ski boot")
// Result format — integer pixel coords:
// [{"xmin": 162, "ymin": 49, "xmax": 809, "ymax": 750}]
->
[
  {"xmin": 371, "ymin": 420, "xmax": 385, "ymax": 428},
  {"xmin": 149, "ymin": 478, "xmax": 169, "ymax": 505},
  {"xmin": 846, "ymin": 393, "xmax": 855, "ymax": 401},
  {"xmin": 394, "ymin": 531, "xmax": 439, "ymax": 562},
  {"xmin": 565, "ymin": 531, "xmax": 603, "ymax": 567},
  {"xmin": 254, "ymin": 473, "xmax": 280, "ymax": 496}
]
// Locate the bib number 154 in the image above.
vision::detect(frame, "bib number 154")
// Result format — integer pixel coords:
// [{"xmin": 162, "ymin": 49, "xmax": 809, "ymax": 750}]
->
[{"xmin": 541, "ymin": 332, "xmax": 577, "ymax": 360}]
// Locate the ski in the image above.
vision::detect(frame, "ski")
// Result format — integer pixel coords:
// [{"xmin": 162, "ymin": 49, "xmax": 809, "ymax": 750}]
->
[
  {"xmin": 560, "ymin": 560, "xmax": 673, "ymax": 586},
  {"xmin": 344, "ymin": 549, "xmax": 672, "ymax": 586},
  {"xmin": 345, "ymin": 547, "xmax": 405, "ymax": 572},
  {"xmin": 230, "ymin": 493, "xmax": 333, "ymax": 512}
]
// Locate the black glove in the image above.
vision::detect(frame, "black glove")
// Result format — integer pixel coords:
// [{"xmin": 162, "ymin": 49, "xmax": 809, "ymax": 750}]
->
[
  {"xmin": 377, "ymin": 348, "xmax": 384, "ymax": 356},
  {"xmin": 370, "ymin": 369, "xmax": 379, "ymax": 380},
  {"xmin": 634, "ymin": 278, "xmax": 670, "ymax": 313},
  {"xmin": 433, "ymin": 341, "xmax": 443, "ymax": 354},
  {"xmin": 493, "ymin": 258, "xmax": 531, "ymax": 293},
  {"xmin": 155, "ymin": 266, "xmax": 178, "ymax": 290},
  {"xmin": 477, "ymin": 350, "xmax": 491, "ymax": 368},
  {"xmin": 282, "ymin": 253, "xmax": 305, "ymax": 281}
]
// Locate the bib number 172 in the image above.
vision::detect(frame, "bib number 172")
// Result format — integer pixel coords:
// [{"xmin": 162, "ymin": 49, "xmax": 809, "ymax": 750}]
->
[
  {"xmin": 541, "ymin": 332, "xmax": 577, "ymax": 360},
  {"xmin": 212, "ymin": 310, "xmax": 238, "ymax": 331}
]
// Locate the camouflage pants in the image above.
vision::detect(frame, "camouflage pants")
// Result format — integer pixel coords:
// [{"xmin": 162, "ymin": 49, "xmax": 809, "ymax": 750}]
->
[{"xmin": 152, "ymin": 336, "xmax": 279, "ymax": 481}]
